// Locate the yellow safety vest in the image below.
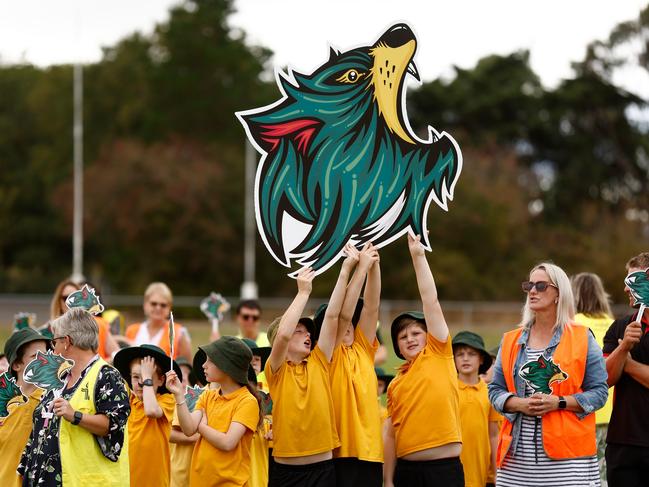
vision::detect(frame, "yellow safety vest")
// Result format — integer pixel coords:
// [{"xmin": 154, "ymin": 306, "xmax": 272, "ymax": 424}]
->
[{"xmin": 59, "ymin": 358, "xmax": 130, "ymax": 486}]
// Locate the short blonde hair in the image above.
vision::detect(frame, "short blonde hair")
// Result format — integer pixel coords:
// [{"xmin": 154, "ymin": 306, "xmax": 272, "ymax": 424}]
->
[
  {"xmin": 144, "ymin": 282, "xmax": 173, "ymax": 305},
  {"xmin": 522, "ymin": 262, "xmax": 575, "ymax": 331},
  {"xmin": 51, "ymin": 308, "xmax": 99, "ymax": 352}
]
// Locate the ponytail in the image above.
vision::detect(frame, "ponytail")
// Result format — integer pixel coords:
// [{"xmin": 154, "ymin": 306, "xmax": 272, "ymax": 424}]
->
[{"xmin": 245, "ymin": 381, "xmax": 265, "ymax": 431}]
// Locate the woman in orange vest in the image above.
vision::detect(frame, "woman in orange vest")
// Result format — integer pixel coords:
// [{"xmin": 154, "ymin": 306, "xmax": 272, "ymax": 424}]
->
[
  {"xmin": 488, "ymin": 263, "xmax": 608, "ymax": 486},
  {"xmin": 125, "ymin": 282, "xmax": 192, "ymax": 361}
]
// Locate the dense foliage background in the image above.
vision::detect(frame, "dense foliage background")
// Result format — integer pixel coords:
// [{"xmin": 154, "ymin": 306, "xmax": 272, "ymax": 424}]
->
[{"xmin": 1, "ymin": 0, "xmax": 648, "ymax": 302}]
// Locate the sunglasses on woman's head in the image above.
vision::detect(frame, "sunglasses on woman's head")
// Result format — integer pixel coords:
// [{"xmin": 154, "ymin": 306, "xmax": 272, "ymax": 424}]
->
[{"xmin": 521, "ymin": 281, "xmax": 557, "ymax": 293}]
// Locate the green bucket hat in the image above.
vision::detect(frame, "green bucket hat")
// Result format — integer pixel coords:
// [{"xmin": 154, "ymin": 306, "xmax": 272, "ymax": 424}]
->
[
  {"xmin": 198, "ymin": 336, "xmax": 252, "ymax": 386},
  {"xmin": 390, "ymin": 311, "xmax": 426, "ymax": 360},
  {"xmin": 452, "ymin": 331, "xmax": 493, "ymax": 375},
  {"xmin": 375, "ymin": 367, "xmax": 395, "ymax": 390},
  {"xmin": 4, "ymin": 328, "xmax": 49, "ymax": 366},
  {"xmin": 113, "ymin": 344, "xmax": 182, "ymax": 394}
]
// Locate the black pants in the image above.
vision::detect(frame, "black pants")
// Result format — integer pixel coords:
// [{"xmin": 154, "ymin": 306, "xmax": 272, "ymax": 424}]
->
[
  {"xmin": 269, "ymin": 459, "xmax": 336, "ymax": 487},
  {"xmin": 393, "ymin": 457, "xmax": 464, "ymax": 487},
  {"xmin": 333, "ymin": 458, "xmax": 382, "ymax": 487},
  {"xmin": 606, "ymin": 443, "xmax": 649, "ymax": 487}
]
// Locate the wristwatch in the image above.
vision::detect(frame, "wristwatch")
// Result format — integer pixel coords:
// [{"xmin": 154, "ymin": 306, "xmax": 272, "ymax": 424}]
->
[
  {"xmin": 72, "ymin": 411, "xmax": 83, "ymax": 425},
  {"xmin": 141, "ymin": 379, "xmax": 154, "ymax": 387},
  {"xmin": 558, "ymin": 396, "xmax": 567, "ymax": 409}
]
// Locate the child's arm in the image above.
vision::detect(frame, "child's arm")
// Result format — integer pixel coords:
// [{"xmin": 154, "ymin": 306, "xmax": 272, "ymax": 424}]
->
[
  {"xmin": 407, "ymin": 233, "xmax": 448, "ymax": 342},
  {"xmin": 383, "ymin": 419, "xmax": 396, "ymax": 487},
  {"xmin": 267, "ymin": 268, "xmax": 315, "ymax": 373},
  {"xmin": 489, "ymin": 420, "xmax": 499, "ymax": 477},
  {"xmin": 357, "ymin": 245, "xmax": 381, "ymax": 343},
  {"xmin": 140, "ymin": 356, "xmax": 163, "ymax": 418},
  {"xmin": 335, "ymin": 244, "xmax": 373, "ymax": 345},
  {"xmin": 197, "ymin": 415, "xmax": 248, "ymax": 452},
  {"xmin": 165, "ymin": 370, "xmax": 203, "ymax": 435},
  {"xmin": 320, "ymin": 244, "xmax": 358, "ymax": 347},
  {"xmin": 170, "ymin": 427, "xmax": 200, "ymax": 445}
]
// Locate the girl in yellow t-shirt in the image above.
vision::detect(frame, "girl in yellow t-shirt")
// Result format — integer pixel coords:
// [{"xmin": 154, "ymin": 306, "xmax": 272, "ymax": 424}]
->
[
  {"xmin": 383, "ymin": 234, "xmax": 463, "ymax": 487},
  {"xmin": 166, "ymin": 336, "xmax": 262, "ymax": 487}
]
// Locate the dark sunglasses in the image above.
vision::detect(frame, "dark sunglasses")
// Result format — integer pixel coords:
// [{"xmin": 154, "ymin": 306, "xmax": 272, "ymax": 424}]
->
[
  {"xmin": 149, "ymin": 301, "xmax": 169, "ymax": 308},
  {"xmin": 521, "ymin": 280, "xmax": 557, "ymax": 293},
  {"xmin": 240, "ymin": 314, "xmax": 260, "ymax": 322}
]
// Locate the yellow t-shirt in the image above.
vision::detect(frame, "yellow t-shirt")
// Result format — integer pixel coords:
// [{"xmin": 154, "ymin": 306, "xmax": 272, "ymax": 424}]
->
[
  {"xmin": 249, "ymin": 428, "xmax": 269, "ymax": 487},
  {"xmin": 190, "ymin": 386, "xmax": 259, "ymax": 487},
  {"xmin": 457, "ymin": 379, "xmax": 500, "ymax": 487},
  {"xmin": 574, "ymin": 313, "xmax": 614, "ymax": 424},
  {"xmin": 330, "ymin": 327, "xmax": 382, "ymax": 462},
  {"xmin": 128, "ymin": 392, "xmax": 175, "ymax": 487},
  {"xmin": 0, "ymin": 388, "xmax": 42, "ymax": 487},
  {"xmin": 265, "ymin": 345, "xmax": 340, "ymax": 457},
  {"xmin": 170, "ymin": 410, "xmax": 196, "ymax": 487},
  {"xmin": 236, "ymin": 332, "xmax": 271, "ymax": 347},
  {"xmin": 387, "ymin": 333, "xmax": 461, "ymax": 458}
]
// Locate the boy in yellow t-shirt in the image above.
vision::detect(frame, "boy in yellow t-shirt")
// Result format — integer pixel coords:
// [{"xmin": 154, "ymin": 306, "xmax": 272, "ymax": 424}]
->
[
  {"xmin": 452, "ymin": 331, "xmax": 500, "ymax": 487},
  {"xmin": 167, "ymin": 336, "xmax": 262, "ymax": 487},
  {"xmin": 264, "ymin": 267, "xmax": 340, "ymax": 487},
  {"xmin": 384, "ymin": 234, "xmax": 463, "ymax": 487},
  {"xmin": 314, "ymin": 243, "xmax": 383, "ymax": 486},
  {"xmin": 0, "ymin": 329, "xmax": 48, "ymax": 487},
  {"xmin": 114, "ymin": 344, "xmax": 180, "ymax": 487}
]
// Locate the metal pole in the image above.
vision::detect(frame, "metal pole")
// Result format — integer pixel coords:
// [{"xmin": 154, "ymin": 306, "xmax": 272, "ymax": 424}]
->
[
  {"xmin": 240, "ymin": 140, "xmax": 258, "ymax": 299},
  {"xmin": 71, "ymin": 63, "xmax": 85, "ymax": 284}
]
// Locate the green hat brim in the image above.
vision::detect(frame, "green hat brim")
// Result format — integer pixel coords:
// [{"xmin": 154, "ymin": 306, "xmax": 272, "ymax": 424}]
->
[
  {"xmin": 4, "ymin": 328, "xmax": 49, "ymax": 365},
  {"xmin": 390, "ymin": 311, "xmax": 426, "ymax": 360}
]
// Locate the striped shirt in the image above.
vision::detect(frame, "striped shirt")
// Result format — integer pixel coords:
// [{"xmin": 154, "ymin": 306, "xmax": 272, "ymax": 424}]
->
[{"xmin": 497, "ymin": 348, "xmax": 600, "ymax": 487}]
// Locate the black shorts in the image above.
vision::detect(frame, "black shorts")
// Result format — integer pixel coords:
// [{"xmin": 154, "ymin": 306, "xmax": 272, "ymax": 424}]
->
[
  {"xmin": 269, "ymin": 459, "xmax": 336, "ymax": 487},
  {"xmin": 393, "ymin": 457, "xmax": 464, "ymax": 487},
  {"xmin": 333, "ymin": 458, "xmax": 382, "ymax": 487},
  {"xmin": 606, "ymin": 443, "xmax": 649, "ymax": 487}
]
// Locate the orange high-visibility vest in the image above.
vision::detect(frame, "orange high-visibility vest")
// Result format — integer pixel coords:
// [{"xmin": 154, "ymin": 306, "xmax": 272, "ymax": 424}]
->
[
  {"xmin": 497, "ymin": 323, "xmax": 596, "ymax": 466},
  {"xmin": 125, "ymin": 321, "xmax": 183, "ymax": 359},
  {"xmin": 95, "ymin": 316, "xmax": 110, "ymax": 360}
]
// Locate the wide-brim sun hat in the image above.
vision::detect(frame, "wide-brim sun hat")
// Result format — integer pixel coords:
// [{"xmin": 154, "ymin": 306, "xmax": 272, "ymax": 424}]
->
[
  {"xmin": 113, "ymin": 344, "xmax": 182, "ymax": 394},
  {"xmin": 375, "ymin": 367, "xmax": 395, "ymax": 390},
  {"xmin": 452, "ymin": 330, "xmax": 493, "ymax": 375},
  {"xmin": 390, "ymin": 311, "xmax": 426, "ymax": 360},
  {"xmin": 4, "ymin": 328, "xmax": 49, "ymax": 365},
  {"xmin": 241, "ymin": 338, "xmax": 271, "ymax": 372},
  {"xmin": 196, "ymin": 336, "xmax": 253, "ymax": 386}
]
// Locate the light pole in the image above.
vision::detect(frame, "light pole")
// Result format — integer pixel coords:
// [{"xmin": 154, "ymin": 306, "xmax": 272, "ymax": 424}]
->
[
  {"xmin": 240, "ymin": 139, "xmax": 258, "ymax": 299},
  {"xmin": 71, "ymin": 63, "xmax": 85, "ymax": 284}
]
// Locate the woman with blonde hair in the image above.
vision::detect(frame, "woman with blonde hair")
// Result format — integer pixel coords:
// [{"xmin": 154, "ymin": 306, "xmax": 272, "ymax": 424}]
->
[
  {"xmin": 572, "ymin": 272, "xmax": 614, "ymax": 485},
  {"xmin": 125, "ymin": 282, "xmax": 192, "ymax": 361},
  {"xmin": 48, "ymin": 279, "xmax": 119, "ymax": 361},
  {"xmin": 489, "ymin": 263, "xmax": 608, "ymax": 486}
]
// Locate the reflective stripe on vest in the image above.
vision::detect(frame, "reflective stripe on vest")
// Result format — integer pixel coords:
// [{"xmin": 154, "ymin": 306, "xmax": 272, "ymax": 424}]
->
[
  {"xmin": 59, "ymin": 358, "xmax": 130, "ymax": 486},
  {"xmin": 496, "ymin": 323, "xmax": 596, "ymax": 466}
]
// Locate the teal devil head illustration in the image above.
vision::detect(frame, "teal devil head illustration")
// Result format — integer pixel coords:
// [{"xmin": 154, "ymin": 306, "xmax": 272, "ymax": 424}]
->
[
  {"xmin": 23, "ymin": 350, "xmax": 74, "ymax": 393},
  {"xmin": 238, "ymin": 23, "xmax": 462, "ymax": 275},
  {"xmin": 65, "ymin": 284, "xmax": 104, "ymax": 315},
  {"xmin": 624, "ymin": 269, "xmax": 649, "ymax": 309},
  {"xmin": 0, "ymin": 372, "xmax": 27, "ymax": 419},
  {"xmin": 185, "ymin": 385, "xmax": 204, "ymax": 412},
  {"xmin": 519, "ymin": 355, "xmax": 568, "ymax": 394}
]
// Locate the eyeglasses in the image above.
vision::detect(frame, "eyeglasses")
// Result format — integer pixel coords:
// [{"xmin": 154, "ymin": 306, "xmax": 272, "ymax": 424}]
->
[
  {"xmin": 521, "ymin": 281, "xmax": 558, "ymax": 293},
  {"xmin": 240, "ymin": 314, "xmax": 260, "ymax": 322},
  {"xmin": 51, "ymin": 336, "xmax": 68, "ymax": 347},
  {"xmin": 149, "ymin": 301, "xmax": 169, "ymax": 309}
]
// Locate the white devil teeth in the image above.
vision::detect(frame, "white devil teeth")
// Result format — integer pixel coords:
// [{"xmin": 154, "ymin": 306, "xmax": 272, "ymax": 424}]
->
[{"xmin": 407, "ymin": 62, "xmax": 420, "ymax": 81}]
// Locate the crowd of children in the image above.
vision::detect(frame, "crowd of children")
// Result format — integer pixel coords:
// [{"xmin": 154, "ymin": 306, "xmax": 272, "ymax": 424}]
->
[{"xmin": 2, "ymin": 237, "xmax": 629, "ymax": 486}]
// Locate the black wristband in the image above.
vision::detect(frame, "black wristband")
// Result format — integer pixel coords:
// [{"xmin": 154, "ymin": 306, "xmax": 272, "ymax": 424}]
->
[{"xmin": 72, "ymin": 410, "xmax": 83, "ymax": 425}]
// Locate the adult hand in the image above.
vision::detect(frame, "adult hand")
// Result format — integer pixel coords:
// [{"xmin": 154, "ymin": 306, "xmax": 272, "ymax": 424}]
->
[
  {"xmin": 620, "ymin": 321, "xmax": 642, "ymax": 352},
  {"xmin": 140, "ymin": 356, "xmax": 156, "ymax": 381},
  {"xmin": 407, "ymin": 233, "xmax": 425, "ymax": 257},
  {"xmin": 165, "ymin": 370, "xmax": 184, "ymax": 399},
  {"xmin": 528, "ymin": 393, "xmax": 559, "ymax": 416},
  {"xmin": 341, "ymin": 243, "xmax": 360, "ymax": 272},
  {"xmin": 296, "ymin": 267, "xmax": 315, "ymax": 295},
  {"xmin": 52, "ymin": 397, "xmax": 75, "ymax": 422}
]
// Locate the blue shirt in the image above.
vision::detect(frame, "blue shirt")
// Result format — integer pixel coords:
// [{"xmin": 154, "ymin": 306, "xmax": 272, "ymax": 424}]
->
[{"xmin": 488, "ymin": 324, "xmax": 608, "ymax": 457}]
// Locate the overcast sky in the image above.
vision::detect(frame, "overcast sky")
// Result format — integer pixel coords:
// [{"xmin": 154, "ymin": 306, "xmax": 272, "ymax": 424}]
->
[{"xmin": 0, "ymin": 0, "xmax": 647, "ymax": 96}]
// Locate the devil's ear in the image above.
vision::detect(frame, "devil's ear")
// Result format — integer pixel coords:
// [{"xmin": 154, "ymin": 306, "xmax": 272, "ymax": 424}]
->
[
  {"xmin": 328, "ymin": 46, "xmax": 340, "ymax": 62},
  {"xmin": 537, "ymin": 356, "xmax": 547, "ymax": 368}
]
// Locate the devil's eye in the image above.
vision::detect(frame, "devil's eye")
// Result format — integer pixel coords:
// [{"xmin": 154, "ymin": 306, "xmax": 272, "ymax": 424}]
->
[{"xmin": 336, "ymin": 69, "xmax": 363, "ymax": 84}]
